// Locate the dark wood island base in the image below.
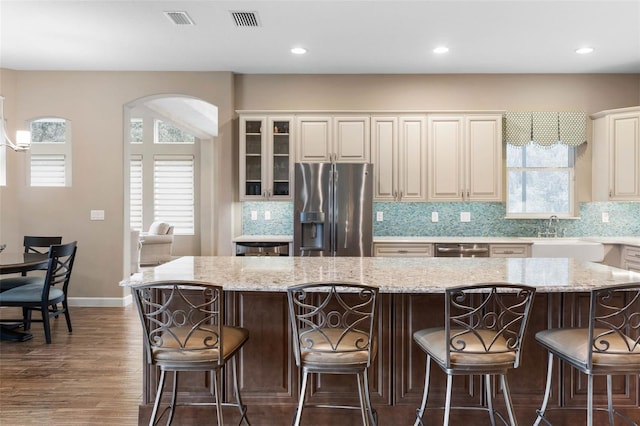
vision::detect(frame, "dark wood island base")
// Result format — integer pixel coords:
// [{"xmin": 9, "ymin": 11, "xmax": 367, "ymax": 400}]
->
[{"xmin": 137, "ymin": 291, "xmax": 640, "ymax": 425}]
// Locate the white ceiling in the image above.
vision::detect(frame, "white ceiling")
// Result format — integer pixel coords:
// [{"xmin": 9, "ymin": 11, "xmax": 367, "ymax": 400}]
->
[{"xmin": 1, "ymin": 0, "xmax": 639, "ymax": 74}]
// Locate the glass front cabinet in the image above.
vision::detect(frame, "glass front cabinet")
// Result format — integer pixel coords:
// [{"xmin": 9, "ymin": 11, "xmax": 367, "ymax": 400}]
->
[{"xmin": 239, "ymin": 115, "xmax": 293, "ymax": 200}]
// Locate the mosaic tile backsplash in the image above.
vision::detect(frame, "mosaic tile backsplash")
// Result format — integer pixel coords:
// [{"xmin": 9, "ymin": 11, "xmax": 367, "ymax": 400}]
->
[{"xmin": 242, "ymin": 201, "xmax": 640, "ymax": 237}]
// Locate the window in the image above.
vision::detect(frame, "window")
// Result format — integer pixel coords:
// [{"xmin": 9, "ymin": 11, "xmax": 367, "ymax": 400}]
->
[
  {"xmin": 130, "ymin": 118, "xmax": 198, "ymax": 235},
  {"xmin": 506, "ymin": 143, "xmax": 575, "ymax": 217},
  {"xmin": 29, "ymin": 118, "xmax": 71, "ymax": 187}
]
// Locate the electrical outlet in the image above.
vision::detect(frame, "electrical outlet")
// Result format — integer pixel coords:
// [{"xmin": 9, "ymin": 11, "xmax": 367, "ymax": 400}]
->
[
  {"xmin": 264, "ymin": 211, "xmax": 271, "ymax": 220},
  {"xmin": 460, "ymin": 212, "xmax": 471, "ymax": 222},
  {"xmin": 90, "ymin": 210, "xmax": 105, "ymax": 221},
  {"xmin": 376, "ymin": 211, "xmax": 384, "ymax": 222},
  {"xmin": 602, "ymin": 212, "xmax": 609, "ymax": 223},
  {"xmin": 251, "ymin": 211, "xmax": 258, "ymax": 220},
  {"xmin": 431, "ymin": 212, "xmax": 439, "ymax": 223}
]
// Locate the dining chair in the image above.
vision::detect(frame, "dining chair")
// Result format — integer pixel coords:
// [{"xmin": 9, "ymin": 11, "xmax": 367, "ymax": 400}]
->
[
  {"xmin": 413, "ymin": 283, "xmax": 536, "ymax": 426},
  {"xmin": 23, "ymin": 236, "xmax": 64, "ymax": 312},
  {"xmin": 0, "ymin": 241, "xmax": 77, "ymax": 343},
  {"xmin": 534, "ymin": 282, "xmax": 640, "ymax": 426},
  {"xmin": 131, "ymin": 280, "xmax": 250, "ymax": 426},
  {"xmin": 22, "ymin": 235, "xmax": 62, "ymax": 272},
  {"xmin": 287, "ymin": 282, "xmax": 379, "ymax": 426},
  {"xmin": 0, "ymin": 236, "xmax": 62, "ymax": 292},
  {"xmin": 23, "ymin": 236, "xmax": 63, "ymax": 255}
]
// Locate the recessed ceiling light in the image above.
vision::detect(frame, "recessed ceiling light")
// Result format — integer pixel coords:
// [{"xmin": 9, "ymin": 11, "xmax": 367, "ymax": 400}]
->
[
  {"xmin": 433, "ymin": 46, "xmax": 449, "ymax": 54},
  {"xmin": 575, "ymin": 47, "xmax": 594, "ymax": 55},
  {"xmin": 291, "ymin": 47, "xmax": 307, "ymax": 55}
]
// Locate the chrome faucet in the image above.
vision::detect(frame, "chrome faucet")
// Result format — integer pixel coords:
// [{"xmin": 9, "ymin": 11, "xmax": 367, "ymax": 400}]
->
[{"xmin": 538, "ymin": 215, "xmax": 559, "ymax": 238}]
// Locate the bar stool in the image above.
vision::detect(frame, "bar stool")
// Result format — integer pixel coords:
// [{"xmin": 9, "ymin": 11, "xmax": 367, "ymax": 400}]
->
[
  {"xmin": 413, "ymin": 283, "xmax": 536, "ymax": 426},
  {"xmin": 131, "ymin": 280, "xmax": 250, "ymax": 426},
  {"xmin": 535, "ymin": 283, "xmax": 640, "ymax": 426},
  {"xmin": 287, "ymin": 282, "xmax": 378, "ymax": 426}
]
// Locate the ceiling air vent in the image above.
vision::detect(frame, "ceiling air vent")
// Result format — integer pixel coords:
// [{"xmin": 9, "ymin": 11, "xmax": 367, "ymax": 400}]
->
[
  {"xmin": 231, "ymin": 11, "xmax": 261, "ymax": 27},
  {"xmin": 164, "ymin": 11, "xmax": 195, "ymax": 26}
]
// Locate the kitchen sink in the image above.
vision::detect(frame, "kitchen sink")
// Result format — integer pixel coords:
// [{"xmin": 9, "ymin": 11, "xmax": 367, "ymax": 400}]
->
[{"xmin": 527, "ymin": 238, "xmax": 605, "ymax": 262}]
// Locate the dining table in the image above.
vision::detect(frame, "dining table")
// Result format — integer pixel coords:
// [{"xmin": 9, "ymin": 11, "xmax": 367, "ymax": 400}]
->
[{"xmin": 0, "ymin": 251, "xmax": 49, "ymax": 341}]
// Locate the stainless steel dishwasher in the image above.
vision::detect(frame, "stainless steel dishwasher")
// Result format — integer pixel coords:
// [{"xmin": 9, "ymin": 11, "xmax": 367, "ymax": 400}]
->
[{"xmin": 434, "ymin": 243, "xmax": 490, "ymax": 257}]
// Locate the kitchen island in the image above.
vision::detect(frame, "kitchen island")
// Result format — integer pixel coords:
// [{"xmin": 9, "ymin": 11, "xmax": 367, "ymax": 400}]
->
[{"xmin": 123, "ymin": 256, "xmax": 640, "ymax": 425}]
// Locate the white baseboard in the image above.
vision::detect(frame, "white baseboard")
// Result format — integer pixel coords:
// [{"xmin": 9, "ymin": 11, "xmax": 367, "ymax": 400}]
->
[{"xmin": 68, "ymin": 294, "xmax": 132, "ymax": 307}]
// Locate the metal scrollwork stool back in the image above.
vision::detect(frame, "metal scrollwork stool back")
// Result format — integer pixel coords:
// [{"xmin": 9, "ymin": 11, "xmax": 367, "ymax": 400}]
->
[
  {"xmin": 287, "ymin": 282, "xmax": 379, "ymax": 426},
  {"xmin": 535, "ymin": 282, "xmax": 640, "ymax": 426},
  {"xmin": 132, "ymin": 280, "xmax": 250, "ymax": 426},
  {"xmin": 413, "ymin": 283, "xmax": 536, "ymax": 426}
]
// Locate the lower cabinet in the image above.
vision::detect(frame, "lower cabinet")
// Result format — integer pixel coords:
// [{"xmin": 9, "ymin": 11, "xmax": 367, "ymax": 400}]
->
[
  {"xmin": 489, "ymin": 243, "xmax": 531, "ymax": 258},
  {"xmin": 373, "ymin": 242, "xmax": 433, "ymax": 257},
  {"xmin": 225, "ymin": 291, "xmax": 298, "ymax": 403},
  {"xmin": 622, "ymin": 245, "xmax": 640, "ymax": 272},
  {"xmin": 392, "ymin": 293, "xmax": 482, "ymax": 408}
]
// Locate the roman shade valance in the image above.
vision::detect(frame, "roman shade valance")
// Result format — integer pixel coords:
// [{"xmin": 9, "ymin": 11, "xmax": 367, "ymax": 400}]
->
[{"xmin": 503, "ymin": 111, "xmax": 586, "ymax": 147}]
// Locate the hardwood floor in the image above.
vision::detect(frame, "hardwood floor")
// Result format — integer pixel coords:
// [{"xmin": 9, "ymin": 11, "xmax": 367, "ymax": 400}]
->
[{"xmin": 0, "ymin": 305, "xmax": 142, "ymax": 425}]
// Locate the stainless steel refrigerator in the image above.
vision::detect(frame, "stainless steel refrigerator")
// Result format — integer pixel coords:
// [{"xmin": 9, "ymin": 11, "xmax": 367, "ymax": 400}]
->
[{"xmin": 294, "ymin": 162, "xmax": 373, "ymax": 256}]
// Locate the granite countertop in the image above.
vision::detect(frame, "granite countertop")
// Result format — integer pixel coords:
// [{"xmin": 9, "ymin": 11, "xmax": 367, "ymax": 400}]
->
[
  {"xmin": 374, "ymin": 236, "xmax": 530, "ymax": 244},
  {"xmin": 233, "ymin": 235, "xmax": 640, "ymax": 247},
  {"xmin": 122, "ymin": 256, "xmax": 640, "ymax": 293},
  {"xmin": 580, "ymin": 237, "xmax": 640, "ymax": 247}
]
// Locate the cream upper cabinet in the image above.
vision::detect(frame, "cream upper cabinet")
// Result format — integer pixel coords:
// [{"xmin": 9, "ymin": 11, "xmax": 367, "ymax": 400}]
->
[
  {"xmin": 296, "ymin": 116, "xmax": 332, "ymax": 162},
  {"xmin": 296, "ymin": 115, "xmax": 370, "ymax": 163},
  {"xmin": 428, "ymin": 115, "xmax": 464, "ymax": 200},
  {"xmin": 239, "ymin": 115, "xmax": 294, "ymax": 201},
  {"xmin": 372, "ymin": 116, "xmax": 427, "ymax": 201},
  {"xmin": 465, "ymin": 115, "xmax": 503, "ymax": 200},
  {"xmin": 592, "ymin": 107, "xmax": 640, "ymax": 201},
  {"xmin": 427, "ymin": 114, "xmax": 502, "ymax": 201}
]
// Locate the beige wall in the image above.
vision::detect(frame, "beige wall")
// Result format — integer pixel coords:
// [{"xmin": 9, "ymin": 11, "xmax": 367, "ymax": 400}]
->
[
  {"xmin": 1, "ymin": 72, "xmax": 639, "ymax": 303},
  {"xmin": 1, "ymin": 71, "xmax": 236, "ymax": 302}
]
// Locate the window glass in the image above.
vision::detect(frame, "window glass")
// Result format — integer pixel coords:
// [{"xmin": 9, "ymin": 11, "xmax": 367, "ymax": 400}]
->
[
  {"xmin": 30, "ymin": 118, "xmax": 66, "ymax": 143},
  {"xmin": 155, "ymin": 120, "xmax": 195, "ymax": 144},
  {"xmin": 506, "ymin": 143, "xmax": 575, "ymax": 217},
  {"xmin": 130, "ymin": 118, "xmax": 143, "ymax": 144}
]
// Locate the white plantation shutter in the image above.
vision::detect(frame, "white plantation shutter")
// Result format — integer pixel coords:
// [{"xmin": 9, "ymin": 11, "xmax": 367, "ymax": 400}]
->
[
  {"xmin": 30, "ymin": 154, "xmax": 66, "ymax": 186},
  {"xmin": 130, "ymin": 155, "xmax": 143, "ymax": 232},
  {"xmin": 154, "ymin": 155, "xmax": 194, "ymax": 234}
]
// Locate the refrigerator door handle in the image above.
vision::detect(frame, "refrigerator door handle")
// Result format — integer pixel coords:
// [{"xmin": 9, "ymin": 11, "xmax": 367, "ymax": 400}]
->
[{"xmin": 343, "ymin": 220, "xmax": 349, "ymax": 249}]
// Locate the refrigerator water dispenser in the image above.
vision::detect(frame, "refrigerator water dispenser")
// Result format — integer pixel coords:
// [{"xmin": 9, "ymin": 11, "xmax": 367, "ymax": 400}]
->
[{"xmin": 299, "ymin": 211, "xmax": 325, "ymax": 251}]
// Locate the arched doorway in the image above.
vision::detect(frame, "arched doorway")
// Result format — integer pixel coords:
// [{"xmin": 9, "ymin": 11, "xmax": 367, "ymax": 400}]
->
[{"xmin": 123, "ymin": 95, "xmax": 218, "ymax": 275}]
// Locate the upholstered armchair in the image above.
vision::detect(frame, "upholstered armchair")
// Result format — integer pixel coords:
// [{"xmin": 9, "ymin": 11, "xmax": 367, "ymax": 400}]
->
[{"xmin": 139, "ymin": 222, "xmax": 174, "ymax": 266}]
